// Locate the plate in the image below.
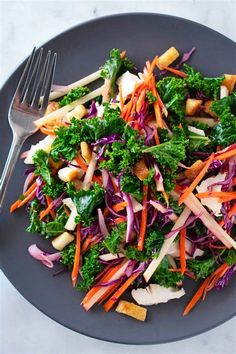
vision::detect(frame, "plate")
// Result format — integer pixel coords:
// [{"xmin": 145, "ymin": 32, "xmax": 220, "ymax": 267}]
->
[{"xmin": 0, "ymin": 13, "xmax": 235, "ymax": 344}]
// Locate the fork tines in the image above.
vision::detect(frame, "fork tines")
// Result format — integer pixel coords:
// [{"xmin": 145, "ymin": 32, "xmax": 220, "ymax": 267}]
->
[{"xmin": 13, "ymin": 47, "xmax": 57, "ymax": 112}]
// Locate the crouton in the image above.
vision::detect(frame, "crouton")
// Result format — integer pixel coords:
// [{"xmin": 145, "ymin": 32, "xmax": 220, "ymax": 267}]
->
[
  {"xmin": 115, "ymin": 300, "xmax": 147, "ymax": 322},
  {"xmin": 133, "ymin": 159, "xmax": 149, "ymax": 181},
  {"xmin": 158, "ymin": 47, "xmax": 180, "ymax": 69},
  {"xmin": 48, "ymin": 157, "xmax": 64, "ymax": 170},
  {"xmin": 81, "ymin": 141, "xmax": 92, "ymax": 164},
  {"xmin": 52, "ymin": 232, "xmax": 74, "ymax": 251},
  {"xmin": 185, "ymin": 99, "xmax": 202, "ymax": 116},
  {"xmin": 65, "ymin": 104, "xmax": 87, "ymax": 121},
  {"xmin": 58, "ymin": 167, "xmax": 80, "ymax": 182},
  {"xmin": 184, "ymin": 160, "xmax": 204, "ymax": 181},
  {"xmin": 45, "ymin": 101, "xmax": 60, "ymax": 115},
  {"xmin": 222, "ymin": 74, "xmax": 236, "ymax": 93}
]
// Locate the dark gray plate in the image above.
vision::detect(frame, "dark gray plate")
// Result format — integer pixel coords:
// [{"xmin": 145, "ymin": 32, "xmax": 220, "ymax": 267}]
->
[{"xmin": 0, "ymin": 13, "xmax": 235, "ymax": 345}]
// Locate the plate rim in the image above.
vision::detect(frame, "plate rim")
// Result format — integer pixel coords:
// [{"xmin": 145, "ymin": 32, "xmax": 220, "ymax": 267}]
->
[{"xmin": 0, "ymin": 12, "xmax": 235, "ymax": 345}]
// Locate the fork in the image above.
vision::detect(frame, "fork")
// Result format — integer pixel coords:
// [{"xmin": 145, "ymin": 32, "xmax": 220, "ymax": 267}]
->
[{"xmin": 0, "ymin": 48, "xmax": 57, "ymax": 208}]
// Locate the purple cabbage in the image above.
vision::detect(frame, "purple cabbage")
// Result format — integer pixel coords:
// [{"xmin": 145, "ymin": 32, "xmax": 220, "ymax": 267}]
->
[
  {"xmin": 51, "ymin": 192, "xmax": 66, "ymax": 210},
  {"xmin": 92, "ymin": 134, "xmax": 125, "ymax": 146},
  {"xmin": 86, "ymin": 100, "xmax": 97, "ymax": 118},
  {"xmin": 215, "ymin": 264, "xmax": 236, "ymax": 290},
  {"xmin": 35, "ymin": 177, "xmax": 46, "ymax": 206},
  {"xmin": 24, "ymin": 167, "xmax": 36, "ymax": 175},
  {"xmin": 122, "ymin": 193, "xmax": 134, "ymax": 243},
  {"xmin": 165, "ymin": 213, "xmax": 203, "ymax": 239},
  {"xmin": 159, "ymin": 47, "xmax": 196, "ymax": 75}
]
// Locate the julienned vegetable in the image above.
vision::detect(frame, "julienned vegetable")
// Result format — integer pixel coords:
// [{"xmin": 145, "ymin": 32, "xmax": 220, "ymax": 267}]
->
[{"xmin": 11, "ymin": 46, "xmax": 236, "ymax": 322}]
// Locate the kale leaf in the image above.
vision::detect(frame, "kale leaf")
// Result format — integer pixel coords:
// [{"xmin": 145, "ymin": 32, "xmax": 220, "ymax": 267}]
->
[
  {"xmin": 151, "ymin": 256, "xmax": 184, "ymax": 287},
  {"xmin": 26, "ymin": 199, "xmax": 46, "ymax": 235},
  {"xmin": 42, "ymin": 179, "xmax": 65, "ymax": 199},
  {"xmin": 120, "ymin": 172, "xmax": 143, "ymax": 201},
  {"xmin": 223, "ymin": 249, "xmax": 236, "ymax": 266},
  {"xmin": 143, "ymin": 128, "xmax": 187, "ymax": 171},
  {"xmin": 188, "ymin": 131, "xmax": 211, "ymax": 152},
  {"xmin": 58, "ymin": 87, "xmax": 90, "ymax": 107},
  {"xmin": 146, "ymin": 90, "xmax": 157, "ymax": 104},
  {"xmin": 184, "ymin": 64, "xmax": 224, "ymax": 100},
  {"xmin": 61, "ymin": 242, "xmax": 76, "ymax": 268},
  {"xmin": 33, "ymin": 150, "xmax": 52, "ymax": 185},
  {"xmin": 100, "ymin": 48, "xmax": 134, "ymax": 97},
  {"xmin": 187, "ymin": 257, "xmax": 217, "ymax": 279},
  {"xmin": 211, "ymin": 92, "xmax": 236, "ymax": 147},
  {"xmin": 77, "ymin": 244, "xmax": 103, "ymax": 291},
  {"xmin": 103, "ymin": 222, "xmax": 127, "ymax": 254}
]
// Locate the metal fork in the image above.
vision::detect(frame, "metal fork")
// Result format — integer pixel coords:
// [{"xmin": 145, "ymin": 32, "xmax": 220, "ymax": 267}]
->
[{"xmin": 0, "ymin": 48, "xmax": 57, "ymax": 208}]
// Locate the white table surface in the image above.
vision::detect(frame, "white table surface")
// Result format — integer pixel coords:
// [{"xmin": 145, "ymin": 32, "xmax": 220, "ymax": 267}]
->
[{"xmin": 0, "ymin": 1, "xmax": 236, "ymax": 353}]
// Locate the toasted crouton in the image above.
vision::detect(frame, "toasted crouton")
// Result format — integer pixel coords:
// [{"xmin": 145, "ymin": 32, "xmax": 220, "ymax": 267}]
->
[
  {"xmin": 48, "ymin": 157, "xmax": 64, "ymax": 170},
  {"xmin": 222, "ymin": 74, "xmax": 236, "ymax": 93},
  {"xmin": 52, "ymin": 232, "xmax": 74, "ymax": 251},
  {"xmin": 81, "ymin": 141, "xmax": 92, "ymax": 164},
  {"xmin": 158, "ymin": 47, "xmax": 180, "ymax": 69},
  {"xmin": 184, "ymin": 160, "xmax": 204, "ymax": 181},
  {"xmin": 65, "ymin": 104, "xmax": 87, "ymax": 121},
  {"xmin": 58, "ymin": 166, "xmax": 81, "ymax": 182},
  {"xmin": 115, "ymin": 300, "xmax": 147, "ymax": 322},
  {"xmin": 133, "ymin": 159, "xmax": 149, "ymax": 181},
  {"xmin": 186, "ymin": 99, "xmax": 202, "ymax": 116}
]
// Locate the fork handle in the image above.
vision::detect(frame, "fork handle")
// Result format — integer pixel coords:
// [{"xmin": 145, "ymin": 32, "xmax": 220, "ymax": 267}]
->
[{"xmin": 0, "ymin": 134, "xmax": 26, "ymax": 208}]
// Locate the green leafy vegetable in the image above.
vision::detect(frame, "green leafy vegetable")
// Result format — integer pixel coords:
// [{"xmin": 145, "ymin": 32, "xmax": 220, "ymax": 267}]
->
[
  {"xmin": 151, "ymin": 256, "xmax": 183, "ymax": 287},
  {"xmin": 58, "ymin": 87, "xmax": 90, "ymax": 107},
  {"xmin": 42, "ymin": 179, "xmax": 65, "ymax": 199},
  {"xmin": 78, "ymin": 244, "xmax": 103, "ymax": 291},
  {"xmin": 101, "ymin": 48, "xmax": 134, "ymax": 97},
  {"xmin": 188, "ymin": 131, "xmax": 211, "ymax": 152},
  {"xmin": 44, "ymin": 221, "xmax": 65, "ymax": 237},
  {"xmin": 156, "ymin": 76, "xmax": 186, "ymax": 118},
  {"xmin": 26, "ymin": 199, "xmax": 46, "ymax": 235},
  {"xmin": 70, "ymin": 183, "xmax": 104, "ymax": 226},
  {"xmin": 103, "ymin": 222, "xmax": 126, "ymax": 254},
  {"xmin": 223, "ymin": 249, "xmax": 236, "ymax": 266},
  {"xmin": 120, "ymin": 173, "xmax": 142, "ymax": 201},
  {"xmin": 184, "ymin": 64, "xmax": 224, "ymax": 100},
  {"xmin": 61, "ymin": 242, "xmax": 76, "ymax": 268},
  {"xmin": 143, "ymin": 128, "xmax": 187, "ymax": 171},
  {"xmin": 33, "ymin": 150, "xmax": 52, "ymax": 185},
  {"xmin": 211, "ymin": 92, "xmax": 236, "ymax": 147},
  {"xmin": 146, "ymin": 90, "xmax": 157, "ymax": 104},
  {"xmin": 100, "ymin": 126, "xmax": 143, "ymax": 175},
  {"xmin": 187, "ymin": 257, "xmax": 217, "ymax": 279}
]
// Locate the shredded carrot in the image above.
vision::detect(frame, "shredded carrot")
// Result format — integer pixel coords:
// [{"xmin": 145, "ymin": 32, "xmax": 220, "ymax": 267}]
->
[
  {"xmin": 98, "ymin": 281, "xmax": 122, "ymax": 304},
  {"xmin": 179, "ymin": 228, "xmax": 186, "ymax": 274},
  {"xmin": 160, "ymin": 65, "xmax": 187, "ymax": 78},
  {"xmin": 119, "ymin": 84, "xmax": 124, "ymax": 109},
  {"xmin": 82, "ymin": 234, "xmax": 93, "ymax": 253},
  {"xmin": 155, "ymin": 89, "xmax": 168, "ymax": 117},
  {"xmin": 103, "ymin": 207, "xmax": 109, "ymax": 218},
  {"xmin": 63, "ymin": 205, "xmax": 71, "ymax": 217},
  {"xmin": 150, "ymin": 75, "xmax": 164, "ymax": 128},
  {"xmin": 75, "ymin": 155, "xmax": 102, "ymax": 185},
  {"xmin": 112, "ymin": 201, "xmax": 128, "ymax": 212},
  {"xmin": 40, "ymin": 201, "xmax": 55, "ymax": 220},
  {"xmin": 81, "ymin": 261, "xmax": 127, "ymax": 306},
  {"xmin": 136, "ymin": 88, "xmax": 146, "ymax": 113},
  {"xmin": 10, "ymin": 181, "xmax": 38, "ymax": 213},
  {"xmin": 114, "ymin": 217, "xmax": 126, "ymax": 224},
  {"xmin": 39, "ymin": 127, "xmax": 56, "ymax": 136},
  {"xmin": 11, "ymin": 188, "xmax": 37, "ymax": 212},
  {"xmin": 103, "ymin": 271, "xmax": 141, "ymax": 312},
  {"xmin": 148, "ymin": 56, "xmax": 158, "ymax": 76},
  {"xmin": 161, "ymin": 190, "xmax": 169, "ymax": 206},
  {"xmin": 209, "ymin": 243, "xmax": 227, "ymax": 250},
  {"xmin": 153, "ymin": 126, "xmax": 160, "ymax": 145},
  {"xmin": 183, "ymin": 263, "xmax": 229, "ymax": 316},
  {"xmin": 124, "ymin": 83, "xmax": 139, "ymax": 121},
  {"xmin": 196, "ymin": 191, "xmax": 236, "ymax": 202},
  {"xmin": 228, "ymin": 203, "xmax": 236, "ymax": 219},
  {"xmin": 71, "ymin": 224, "xmax": 81, "ymax": 287},
  {"xmin": 214, "ymin": 148, "xmax": 236, "ymax": 161},
  {"xmin": 137, "ymin": 184, "xmax": 148, "ymax": 251},
  {"xmin": 45, "ymin": 196, "xmax": 56, "ymax": 219},
  {"xmin": 178, "ymin": 153, "xmax": 215, "ymax": 205}
]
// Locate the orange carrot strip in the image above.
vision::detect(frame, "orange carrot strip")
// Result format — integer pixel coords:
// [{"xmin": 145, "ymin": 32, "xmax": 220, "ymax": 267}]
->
[
  {"xmin": 136, "ymin": 88, "xmax": 146, "ymax": 113},
  {"xmin": 161, "ymin": 65, "xmax": 187, "ymax": 78},
  {"xmin": 103, "ymin": 272, "xmax": 141, "ymax": 312},
  {"xmin": 40, "ymin": 201, "xmax": 55, "ymax": 220},
  {"xmin": 82, "ymin": 234, "xmax": 93, "ymax": 253},
  {"xmin": 195, "ymin": 191, "xmax": 236, "ymax": 201},
  {"xmin": 156, "ymin": 89, "xmax": 168, "ymax": 117},
  {"xmin": 98, "ymin": 281, "xmax": 122, "ymax": 304},
  {"xmin": 103, "ymin": 207, "xmax": 109, "ymax": 218},
  {"xmin": 137, "ymin": 184, "xmax": 148, "ymax": 251},
  {"xmin": 75, "ymin": 155, "xmax": 88, "ymax": 172},
  {"xmin": 180, "ymin": 228, "xmax": 187, "ymax": 274},
  {"xmin": 45, "ymin": 196, "xmax": 56, "ymax": 219},
  {"xmin": 183, "ymin": 263, "xmax": 228, "ymax": 316},
  {"xmin": 13, "ymin": 188, "xmax": 37, "ymax": 211},
  {"xmin": 114, "ymin": 217, "xmax": 126, "ymax": 224},
  {"xmin": 153, "ymin": 126, "xmax": 160, "ymax": 145},
  {"xmin": 10, "ymin": 182, "xmax": 38, "ymax": 213},
  {"xmin": 112, "ymin": 201, "xmax": 128, "ymax": 212},
  {"xmin": 178, "ymin": 153, "xmax": 215, "ymax": 205},
  {"xmin": 214, "ymin": 148, "xmax": 236, "ymax": 161},
  {"xmin": 228, "ymin": 204, "xmax": 236, "ymax": 218},
  {"xmin": 148, "ymin": 56, "xmax": 158, "ymax": 75},
  {"xmin": 119, "ymin": 84, "xmax": 124, "ymax": 110},
  {"xmin": 150, "ymin": 76, "xmax": 164, "ymax": 128},
  {"xmin": 39, "ymin": 127, "xmax": 56, "ymax": 136},
  {"xmin": 64, "ymin": 205, "xmax": 71, "ymax": 217},
  {"xmin": 71, "ymin": 225, "xmax": 81, "ymax": 287},
  {"xmin": 209, "ymin": 243, "xmax": 227, "ymax": 249},
  {"xmin": 81, "ymin": 261, "xmax": 127, "ymax": 306}
]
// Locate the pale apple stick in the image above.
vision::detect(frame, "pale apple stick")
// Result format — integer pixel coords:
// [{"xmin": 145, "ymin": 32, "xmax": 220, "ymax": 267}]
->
[{"xmin": 35, "ymin": 86, "xmax": 104, "ymax": 128}]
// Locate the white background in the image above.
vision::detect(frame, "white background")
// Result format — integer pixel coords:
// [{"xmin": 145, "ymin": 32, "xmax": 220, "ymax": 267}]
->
[{"xmin": 0, "ymin": 1, "xmax": 236, "ymax": 353}]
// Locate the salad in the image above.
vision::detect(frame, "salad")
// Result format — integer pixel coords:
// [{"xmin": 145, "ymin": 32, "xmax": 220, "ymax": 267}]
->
[{"xmin": 10, "ymin": 47, "xmax": 236, "ymax": 322}]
